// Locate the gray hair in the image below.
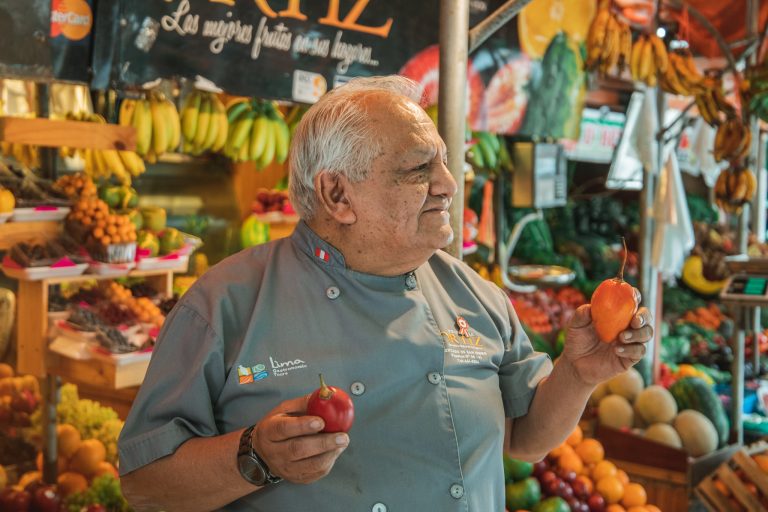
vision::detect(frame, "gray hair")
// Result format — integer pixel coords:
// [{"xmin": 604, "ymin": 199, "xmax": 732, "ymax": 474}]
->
[{"xmin": 288, "ymin": 75, "xmax": 422, "ymax": 220}]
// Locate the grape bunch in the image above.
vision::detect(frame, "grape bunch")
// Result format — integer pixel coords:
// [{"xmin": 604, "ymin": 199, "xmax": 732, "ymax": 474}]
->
[{"xmin": 97, "ymin": 302, "xmax": 137, "ymax": 326}]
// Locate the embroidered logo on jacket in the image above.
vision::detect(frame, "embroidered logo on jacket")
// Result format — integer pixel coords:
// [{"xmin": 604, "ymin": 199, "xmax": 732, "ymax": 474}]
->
[
  {"xmin": 269, "ymin": 356, "xmax": 308, "ymax": 377},
  {"xmin": 237, "ymin": 364, "xmax": 269, "ymax": 384},
  {"xmin": 440, "ymin": 316, "xmax": 489, "ymax": 365}
]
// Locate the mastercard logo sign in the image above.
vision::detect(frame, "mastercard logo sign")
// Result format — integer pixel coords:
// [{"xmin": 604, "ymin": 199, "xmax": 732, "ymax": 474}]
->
[{"xmin": 50, "ymin": 0, "xmax": 93, "ymax": 41}]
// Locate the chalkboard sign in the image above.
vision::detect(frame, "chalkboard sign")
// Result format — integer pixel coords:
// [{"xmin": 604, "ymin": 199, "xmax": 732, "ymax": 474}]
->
[{"xmin": 0, "ymin": 0, "xmax": 53, "ymax": 80}]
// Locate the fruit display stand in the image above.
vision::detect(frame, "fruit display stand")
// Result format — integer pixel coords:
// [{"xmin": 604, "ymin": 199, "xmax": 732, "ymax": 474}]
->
[
  {"xmin": 595, "ymin": 424, "xmax": 738, "ymax": 511},
  {"xmin": 695, "ymin": 441, "xmax": 768, "ymax": 511}
]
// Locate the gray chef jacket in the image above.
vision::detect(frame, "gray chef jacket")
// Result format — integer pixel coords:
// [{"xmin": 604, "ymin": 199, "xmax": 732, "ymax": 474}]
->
[{"xmin": 118, "ymin": 221, "xmax": 553, "ymax": 511}]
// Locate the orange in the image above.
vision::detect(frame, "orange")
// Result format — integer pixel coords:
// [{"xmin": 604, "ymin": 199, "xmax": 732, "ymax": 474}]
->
[
  {"xmin": 566, "ymin": 425, "xmax": 584, "ymax": 446},
  {"xmin": 606, "ymin": 505, "xmax": 627, "ymax": 512},
  {"xmin": 645, "ymin": 506, "xmax": 661, "ymax": 512},
  {"xmin": 576, "ymin": 438, "xmax": 605, "ymax": 464},
  {"xmin": 627, "ymin": 508, "xmax": 649, "ymax": 512},
  {"xmin": 57, "ymin": 471, "xmax": 88, "ymax": 497},
  {"xmin": 550, "ymin": 442, "xmax": 575, "ymax": 459},
  {"xmin": 616, "ymin": 469, "xmax": 630, "ymax": 485},
  {"xmin": 597, "ymin": 475, "xmax": 625, "ymax": 504},
  {"xmin": 518, "ymin": 0, "xmax": 597, "ymax": 58},
  {"xmin": 57, "ymin": 424, "xmax": 82, "ymax": 459},
  {"xmin": 68, "ymin": 438, "xmax": 106, "ymax": 477},
  {"xmin": 622, "ymin": 483, "xmax": 648, "ymax": 507},
  {"xmin": 592, "ymin": 460, "xmax": 617, "ymax": 481},
  {"xmin": 559, "ymin": 451, "xmax": 584, "ymax": 474}
]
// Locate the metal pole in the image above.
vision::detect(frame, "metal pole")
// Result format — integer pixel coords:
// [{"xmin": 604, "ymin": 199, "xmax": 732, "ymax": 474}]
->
[
  {"xmin": 468, "ymin": 0, "xmax": 534, "ymax": 53},
  {"xmin": 439, "ymin": 0, "xmax": 469, "ymax": 258},
  {"xmin": 42, "ymin": 376, "xmax": 59, "ymax": 483},
  {"xmin": 733, "ymin": 310, "xmax": 745, "ymax": 445}
]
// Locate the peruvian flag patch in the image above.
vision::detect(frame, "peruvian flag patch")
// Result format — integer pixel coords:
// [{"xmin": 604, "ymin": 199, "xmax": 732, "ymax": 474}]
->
[{"xmin": 314, "ymin": 247, "xmax": 330, "ymax": 262}]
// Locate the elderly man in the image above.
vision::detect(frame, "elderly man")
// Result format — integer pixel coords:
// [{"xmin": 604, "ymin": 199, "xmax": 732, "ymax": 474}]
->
[{"xmin": 118, "ymin": 76, "xmax": 653, "ymax": 511}]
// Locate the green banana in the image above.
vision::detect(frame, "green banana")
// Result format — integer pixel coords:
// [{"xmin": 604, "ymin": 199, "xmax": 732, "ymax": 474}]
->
[
  {"xmin": 227, "ymin": 100, "xmax": 252, "ymax": 125},
  {"xmin": 474, "ymin": 133, "xmax": 497, "ymax": 170},
  {"xmin": 273, "ymin": 117, "xmax": 290, "ymax": 164},
  {"xmin": 468, "ymin": 142, "xmax": 485, "ymax": 169},
  {"xmin": 249, "ymin": 114, "xmax": 269, "ymax": 162},
  {"xmin": 257, "ymin": 118, "xmax": 276, "ymax": 169},
  {"xmin": 228, "ymin": 111, "xmax": 257, "ymax": 154}
]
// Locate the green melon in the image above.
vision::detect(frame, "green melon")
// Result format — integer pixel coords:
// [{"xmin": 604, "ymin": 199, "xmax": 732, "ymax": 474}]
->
[
  {"xmin": 674, "ymin": 410, "xmax": 718, "ymax": 457},
  {"xmin": 598, "ymin": 394, "xmax": 634, "ymax": 430},
  {"xmin": 669, "ymin": 377, "xmax": 729, "ymax": 447},
  {"xmin": 607, "ymin": 367, "xmax": 644, "ymax": 402},
  {"xmin": 636, "ymin": 385, "xmax": 678, "ymax": 424},
  {"xmin": 644, "ymin": 423, "xmax": 683, "ymax": 449}
]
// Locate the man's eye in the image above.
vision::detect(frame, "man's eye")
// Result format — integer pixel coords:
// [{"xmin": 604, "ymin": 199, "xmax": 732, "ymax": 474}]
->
[{"xmin": 413, "ymin": 162, "xmax": 430, "ymax": 172}]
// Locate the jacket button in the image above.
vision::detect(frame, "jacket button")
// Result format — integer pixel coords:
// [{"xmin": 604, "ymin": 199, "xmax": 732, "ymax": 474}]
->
[
  {"xmin": 372, "ymin": 502, "xmax": 387, "ymax": 512},
  {"xmin": 450, "ymin": 483, "xmax": 464, "ymax": 499},
  {"xmin": 405, "ymin": 273, "xmax": 417, "ymax": 290},
  {"xmin": 350, "ymin": 381, "xmax": 365, "ymax": 396},
  {"xmin": 427, "ymin": 372, "xmax": 442, "ymax": 385},
  {"xmin": 326, "ymin": 286, "xmax": 340, "ymax": 299}
]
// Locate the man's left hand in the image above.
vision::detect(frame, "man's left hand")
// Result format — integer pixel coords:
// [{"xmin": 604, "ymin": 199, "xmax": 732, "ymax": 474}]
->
[{"xmin": 561, "ymin": 301, "xmax": 653, "ymax": 386}]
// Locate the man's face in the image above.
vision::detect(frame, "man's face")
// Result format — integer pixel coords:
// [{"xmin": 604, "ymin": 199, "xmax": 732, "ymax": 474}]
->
[{"xmin": 346, "ymin": 93, "xmax": 458, "ymax": 267}]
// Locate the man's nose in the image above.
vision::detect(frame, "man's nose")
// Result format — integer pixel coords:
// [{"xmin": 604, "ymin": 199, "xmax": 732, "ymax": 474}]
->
[{"xmin": 431, "ymin": 161, "xmax": 458, "ymax": 199}]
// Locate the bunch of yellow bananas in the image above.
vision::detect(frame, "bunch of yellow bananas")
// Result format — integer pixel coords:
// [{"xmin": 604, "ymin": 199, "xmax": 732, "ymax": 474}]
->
[
  {"xmin": 586, "ymin": 7, "xmax": 633, "ymax": 76},
  {"xmin": 713, "ymin": 117, "xmax": 752, "ymax": 163},
  {"xmin": 224, "ymin": 100, "xmax": 291, "ymax": 168},
  {"xmin": 180, "ymin": 90, "xmax": 228, "ymax": 155},
  {"xmin": 715, "ymin": 167, "xmax": 757, "ymax": 214},
  {"xmin": 118, "ymin": 92, "xmax": 181, "ymax": 163},
  {"xmin": 629, "ymin": 34, "xmax": 668, "ymax": 87},
  {"xmin": 694, "ymin": 76, "xmax": 736, "ymax": 127},
  {"xmin": 0, "ymin": 141, "xmax": 40, "ymax": 169},
  {"xmin": 656, "ymin": 50, "xmax": 705, "ymax": 96},
  {"xmin": 60, "ymin": 112, "xmax": 145, "ymax": 185}
]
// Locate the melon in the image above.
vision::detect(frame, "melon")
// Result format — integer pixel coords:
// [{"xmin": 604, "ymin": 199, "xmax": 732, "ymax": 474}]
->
[
  {"xmin": 589, "ymin": 381, "xmax": 610, "ymax": 407},
  {"xmin": 644, "ymin": 423, "xmax": 683, "ymax": 449},
  {"xmin": 673, "ymin": 410, "xmax": 718, "ymax": 457},
  {"xmin": 598, "ymin": 394, "xmax": 634, "ymax": 430},
  {"xmin": 607, "ymin": 367, "xmax": 644, "ymax": 402},
  {"xmin": 636, "ymin": 385, "xmax": 678, "ymax": 424}
]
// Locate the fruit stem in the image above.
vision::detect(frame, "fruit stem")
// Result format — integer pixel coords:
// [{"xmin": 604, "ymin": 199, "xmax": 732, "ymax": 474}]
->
[
  {"xmin": 619, "ymin": 237, "xmax": 627, "ymax": 281},
  {"xmin": 318, "ymin": 373, "xmax": 333, "ymax": 400}
]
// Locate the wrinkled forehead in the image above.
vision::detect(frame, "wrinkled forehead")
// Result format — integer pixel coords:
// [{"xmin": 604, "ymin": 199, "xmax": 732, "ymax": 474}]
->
[{"xmin": 359, "ymin": 91, "xmax": 440, "ymax": 150}]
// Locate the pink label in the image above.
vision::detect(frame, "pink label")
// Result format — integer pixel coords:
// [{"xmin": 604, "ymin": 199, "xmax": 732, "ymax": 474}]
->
[
  {"xmin": 51, "ymin": 257, "xmax": 76, "ymax": 268},
  {"xmin": 160, "ymin": 253, "xmax": 180, "ymax": 261},
  {"xmin": 34, "ymin": 206, "xmax": 58, "ymax": 212},
  {"xmin": 2, "ymin": 255, "xmax": 21, "ymax": 269}
]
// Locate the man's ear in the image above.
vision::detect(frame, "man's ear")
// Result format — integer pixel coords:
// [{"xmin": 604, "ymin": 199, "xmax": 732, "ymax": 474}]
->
[{"xmin": 314, "ymin": 171, "xmax": 356, "ymax": 224}]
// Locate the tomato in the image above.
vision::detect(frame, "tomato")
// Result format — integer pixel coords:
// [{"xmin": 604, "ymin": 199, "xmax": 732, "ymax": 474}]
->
[{"xmin": 307, "ymin": 374, "xmax": 354, "ymax": 433}]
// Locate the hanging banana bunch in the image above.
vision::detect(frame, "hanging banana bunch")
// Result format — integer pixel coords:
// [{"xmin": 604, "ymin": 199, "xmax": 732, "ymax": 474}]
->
[
  {"xmin": 60, "ymin": 111, "xmax": 145, "ymax": 185},
  {"xmin": 714, "ymin": 166, "xmax": 757, "ymax": 214},
  {"xmin": 118, "ymin": 91, "xmax": 181, "ymax": 162},
  {"xmin": 693, "ymin": 76, "xmax": 736, "ymax": 127},
  {"xmin": 179, "ymin": 90, "xmax": 229, "ymax": 155},
  {"xmin": 629, "ymin": 34, "xmax": 668, "ymax": 87},
  {"xmin": 713, "ymin": 117, "xmax": 752, "ymax": 163},
  {"xmin": 586, "ymin": 4, "xmax": 633, "ymax": 76},
  {"xmin": 224, "ymin": 99, "xmax": 291, "ymax": 169}
]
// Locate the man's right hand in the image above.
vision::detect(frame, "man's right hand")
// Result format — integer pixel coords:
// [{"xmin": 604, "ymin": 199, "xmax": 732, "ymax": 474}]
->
[{"xmin": 251, "ymin": 395, "xmax": 350, "ymax": 484}]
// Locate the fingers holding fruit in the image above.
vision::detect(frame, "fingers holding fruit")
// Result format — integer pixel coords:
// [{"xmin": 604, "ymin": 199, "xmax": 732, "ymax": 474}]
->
[
  {"xmin": 252, "ymin": 387, "xmax": 352, "ymax": 484},
  {"xmin": 619, "ymin": 307, "xmax": 654, "ymax": 345}
]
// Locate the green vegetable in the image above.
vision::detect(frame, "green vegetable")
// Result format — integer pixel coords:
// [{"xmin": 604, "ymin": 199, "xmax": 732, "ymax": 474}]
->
[{"xmin": 660, "ymin": 336, "xmax": 690, "ymax": 365}]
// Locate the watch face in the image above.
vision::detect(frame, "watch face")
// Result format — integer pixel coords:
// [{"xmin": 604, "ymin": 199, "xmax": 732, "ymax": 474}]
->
[{"xmin": 238, "ymin": 454, "xmax": 268, "ymax": 486}]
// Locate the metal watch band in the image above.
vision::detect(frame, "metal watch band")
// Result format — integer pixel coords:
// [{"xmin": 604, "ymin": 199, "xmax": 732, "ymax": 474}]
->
[{"xmin": 238, "ymin": 425, "xmax": 283, "ymax": 485}]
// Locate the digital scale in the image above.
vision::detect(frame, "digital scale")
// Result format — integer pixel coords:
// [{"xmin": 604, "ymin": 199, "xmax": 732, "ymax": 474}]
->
[{"xmin": 720, "ymin": 274, "xmax": 768, "ymax": 307}]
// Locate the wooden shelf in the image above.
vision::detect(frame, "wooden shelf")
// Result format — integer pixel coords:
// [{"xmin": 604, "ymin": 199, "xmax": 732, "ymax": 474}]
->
[
  {"xmin": 16, "ymin": 265, "xmax": 182, "ymax": 378},
  {"xmin": 48, "ymin": 352, "xmax": 150, "ymax": 391},
  {"xmin": 0, "ymin": 117, "xmax": 136, "ymax": 151},
  {"xmin": 0, "ymin": 221, "xmax": 61, "ymax": 250}
]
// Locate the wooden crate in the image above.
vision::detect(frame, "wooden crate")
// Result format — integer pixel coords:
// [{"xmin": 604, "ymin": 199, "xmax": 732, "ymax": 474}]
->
[
  {"xmin": 696, "ymin": 441, "xmax": 768, "ymax": 511},
  {"xmin": 596, "ymin": 425, "xmax": 739, "ymax": 511}
]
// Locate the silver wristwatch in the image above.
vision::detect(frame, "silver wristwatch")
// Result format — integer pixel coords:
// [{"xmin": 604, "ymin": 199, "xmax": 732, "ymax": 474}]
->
[{"xmin": 237, "ymin": 425, "xmax": 282, "ymax": 486}]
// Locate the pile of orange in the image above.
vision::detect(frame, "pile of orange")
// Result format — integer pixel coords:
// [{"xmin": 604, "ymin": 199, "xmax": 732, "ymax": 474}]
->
[{"xmin": 548, "ymin": 425, "xmax": 663, "ymax": 512}]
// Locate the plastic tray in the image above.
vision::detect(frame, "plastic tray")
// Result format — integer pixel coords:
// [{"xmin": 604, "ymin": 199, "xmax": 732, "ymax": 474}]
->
[
  {"xmin": 1, "ymin": 262, "xmax": 88, "ymax": 281},
  {"xmin": 135, "ymin": 253, "xmax": 189, "ymax": 271},
  {"xmin": 87, "ymin": 260, "xmax": 136, "ymax": 277},
  {"xmin": 11, "ymin": 206, "xmax": 70, "ymax": 222}
]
